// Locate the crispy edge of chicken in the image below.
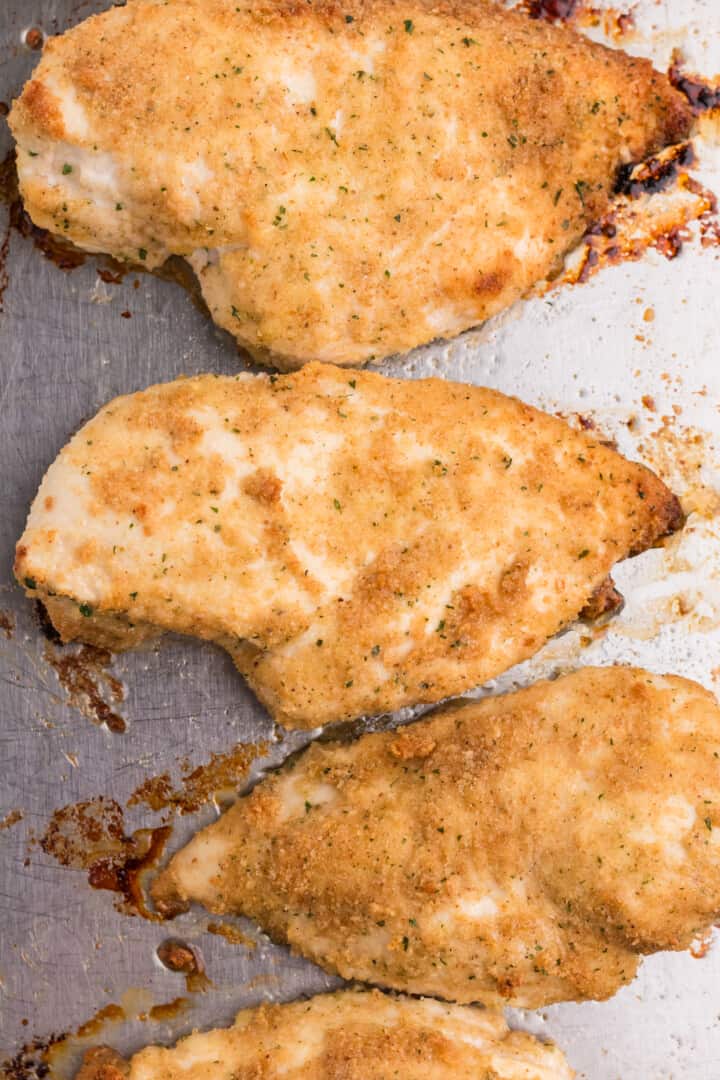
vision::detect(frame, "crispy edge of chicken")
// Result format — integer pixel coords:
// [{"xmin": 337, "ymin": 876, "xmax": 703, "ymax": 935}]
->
[
  {"xmin": 73, "ymin": 990, "xmax": 573, "ymax": 1080},
  {"xmin": 152, "ymin": 667, "xmax": 720, "ymax": 1008},
  {"xmin": 9, "ymin": 0, "xmax": 691, "ymax": 367}
]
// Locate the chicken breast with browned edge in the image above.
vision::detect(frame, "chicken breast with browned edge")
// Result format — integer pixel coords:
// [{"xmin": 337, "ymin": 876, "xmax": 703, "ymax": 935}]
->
[
  {"xmin": 74, "ymin": 991, "xmax": 573, "ymax": 1080},
  {"xmin": 9, "ymin": 0, "xmax": 690, "ymax": 367},
  {"xmin": 16, "ymin": 364, "xmax": 682, "ymax": 728},
  {"xmin": 153, "ymin": 668, "xmax": 720, "ymax": 1008}
]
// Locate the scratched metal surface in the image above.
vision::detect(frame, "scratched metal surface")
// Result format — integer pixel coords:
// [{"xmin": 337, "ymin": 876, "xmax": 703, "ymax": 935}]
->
[{"xmin": 1, "ymin": 2, "xmax": 720, "ymax": 1078}]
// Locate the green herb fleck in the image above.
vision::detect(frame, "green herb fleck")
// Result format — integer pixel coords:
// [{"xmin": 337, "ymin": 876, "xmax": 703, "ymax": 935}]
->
[
  {"xmin": 24, "ymin": 576, "xmax": 37, "ymax": 590},
  {"xmin": 62, "ymin": 163, "xmax": 73, "ymax": 175},
  {"xmin": 404, "ymin": 18, "xmax": 414, "ymax": 32},
  {"xmin": 79, "ymin": 603, "xmax": 94, "ymax": 617},
  {"xmin": 705, "ymin": 817, "xmax": 713, "ymax": 831},
  {"xmin": 577, "ymin": 549, "xmax": 590, "ymax": 559},
  {"xmin": 333, "ymin": 498, "xmax": 342, "ymax": 511},
  {"xmin": 575, "ymin": 179, "xmax": 590, "ymax": 206},
  {"xmin": 138, "ymin": 247, "xmax": 148, "ymax": 261}
]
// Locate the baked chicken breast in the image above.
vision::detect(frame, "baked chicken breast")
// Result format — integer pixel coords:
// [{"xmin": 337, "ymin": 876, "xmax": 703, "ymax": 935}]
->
[
  {"xmin": 9, "ymin": 0, "xmax": 690, "ymax": 368},
  {"xmin": 74, "ymin": 991, "xmax": 573, "ymax": 1080},
  {"xmin": 16, "ymin": 364, "xmax": 682, "ymax": 729},
  {"xmin": 152, "ymin": 667, "xmax": 720, "ymax": 1008}
]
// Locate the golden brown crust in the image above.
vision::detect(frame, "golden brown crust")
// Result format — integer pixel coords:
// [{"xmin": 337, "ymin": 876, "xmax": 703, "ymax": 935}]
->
[
  {"xmin": 93, "ymin": 990, "xmax": 572, "ymax": 1079},
  {"xmin": 16, "ymin": 363, "xmax": 683, "ymax": 728},
  {"xmin": 152, "ymin": 667, "xmax": 720, "ymax": 1009},
  {"xmin": 76, "ymin": 1047, "xmax": 129, "ymax": 1080},
  {"xmin": 9, "ymin": 0, "xmax": 691, "ymax": 366}
]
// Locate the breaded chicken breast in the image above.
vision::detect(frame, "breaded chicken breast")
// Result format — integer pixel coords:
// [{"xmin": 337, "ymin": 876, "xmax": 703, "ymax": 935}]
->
[
  {"xmin": 9, "ymin": 0, "xmax": 690, "ymax": 368},
  {"xmin": 152, "ymin": 668, "xmax": 720, "ymax": 1008},
  {"xmin": 15, "ymin": 365, "xmax": 681, "ymax": 729},
  {"xmin": 74, "ymin": 991, "xmax": 573, "ymax": 1080}
]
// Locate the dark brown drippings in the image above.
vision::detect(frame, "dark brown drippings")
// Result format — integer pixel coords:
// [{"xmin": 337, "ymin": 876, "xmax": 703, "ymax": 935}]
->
[
  {"xmin": 615, "ymin": 143, "xmax": 695, "ymax": 200},
  {"xmin": 669, "ymin": 55, "xmax": 720, "ymax": 114},
  {"xmin": 0, "ymin": 102, "xmax": 9, "ymax": 118},
  {"xmin": 0, "ymin": 152, "xmax": 210, "ymax": 318},
  {"xmin": 44, "ymin": 642, "xmax": 126, "ymax": 733},
  {"xmin": 156, "ymin": 940, "xmax": 212, "ymax": 993},
  {"xmin": 129, "ymin": 741, "xmax": 267, "ymax": 815},
  {"xmin": 0, "ymin": 609, "xmax": 15, "ymax": 638},
  {"xmin": 40, "ymin": 797, "xmax": 171, "ymax": 920},
  {"xmin": 556, "ymin": 144, "xmax": 717, "ymax": 288},
  {"xmin": 520, "ymin": 0, "xmax": 580, "ymax": 19},
  {"xmin": 1, "ymin": 1034, "xmax": 63, "ymax": 1080}
]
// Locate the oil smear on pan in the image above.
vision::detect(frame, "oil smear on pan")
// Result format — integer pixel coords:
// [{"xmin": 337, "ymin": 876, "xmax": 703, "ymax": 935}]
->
[{"xmin": 0, "ymin": 990, "xmax": 196, "ymax": 1080}]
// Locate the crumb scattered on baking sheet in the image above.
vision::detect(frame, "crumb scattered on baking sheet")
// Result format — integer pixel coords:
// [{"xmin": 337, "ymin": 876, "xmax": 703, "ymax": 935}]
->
[
  {"xmin": 207, "ymin": 921, "xmax": 257, "ymax": 950},
  {"xmin": 0, "ymin": 809, "xmax": 23, "ymax": 831},
  {"xmin": 128, "ymin": 741, "xmax": 268, "ymax": 815}
]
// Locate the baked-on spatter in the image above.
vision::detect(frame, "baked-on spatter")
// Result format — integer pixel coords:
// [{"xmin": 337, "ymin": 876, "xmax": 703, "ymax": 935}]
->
[
  {"xmin": 16, "ymin": 365, "xmax": 681, "ymax": 729},
  {"xmin": 9, "ymin": 0, "xmax": 690, "ymax": 368},
  {"xmin": 74, "ymin": 991, "xmax": 573, "ymax": 1080},
  {"xmin": 152, "ymin": 668, "xmax": 720, "ymax": 1008}
]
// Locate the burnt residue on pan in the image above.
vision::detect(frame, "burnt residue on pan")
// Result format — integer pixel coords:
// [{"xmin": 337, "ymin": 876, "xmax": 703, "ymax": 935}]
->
[
  {"xmin": 43, "ymin": 641, "xmax": 126, "ymax": 734},
  {"xmin": 40, "ymin": 797, "xmax": 171, "ymax": 920},
  {"xmin": 669, "ymin": 52, "xmax": 720, "ymax": 115},
  {"xmin": 516, "ymin": 0, "xmax": 635, "ymax": 39},
  {"xmin": 550, "ymin": 141, "xmax": 718, "ymax": 288},
  {"xmin": 38, "ymin": 739, "xmax": 266, "ymax": 920}
]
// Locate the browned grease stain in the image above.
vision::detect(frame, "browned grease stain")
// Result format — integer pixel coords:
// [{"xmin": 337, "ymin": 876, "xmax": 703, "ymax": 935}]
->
[
  {"xmin": 0, "ymin": 808, "xmax": 23, "ymax": 831},
  {"xmin": 40, "ymin": 797, "xmax": 171, "ymax": 920},
  {"xmin": 44, "ymin": 642, "xmax": 126, "ymax": 734},
  {"xmin": 156, "ymin": 939, "xmax": 212, "ymax": 993},
  {"xmin": 0, "ymin": 608, "xmax": 15, "ymax": 638},
  {"xmin": 128, "ymin": 741, "xmax": 268, "ymax": 815},
  {"xmin": 74, "ymin": 1006, "xmax": 126, "ymax": 1041},
  {"xmin": 207, "ymin": 921, "xmax": 257, "ymax": 950},
  {"xmin": 146, "ymin": 998, "xmax": 189, "ymax": 1023}
]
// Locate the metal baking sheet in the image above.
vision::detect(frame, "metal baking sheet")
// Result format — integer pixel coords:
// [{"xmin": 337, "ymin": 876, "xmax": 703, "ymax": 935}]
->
[{"xmin": 1, "ymin": 2, "xmax": 720, "ymax": 1077}]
